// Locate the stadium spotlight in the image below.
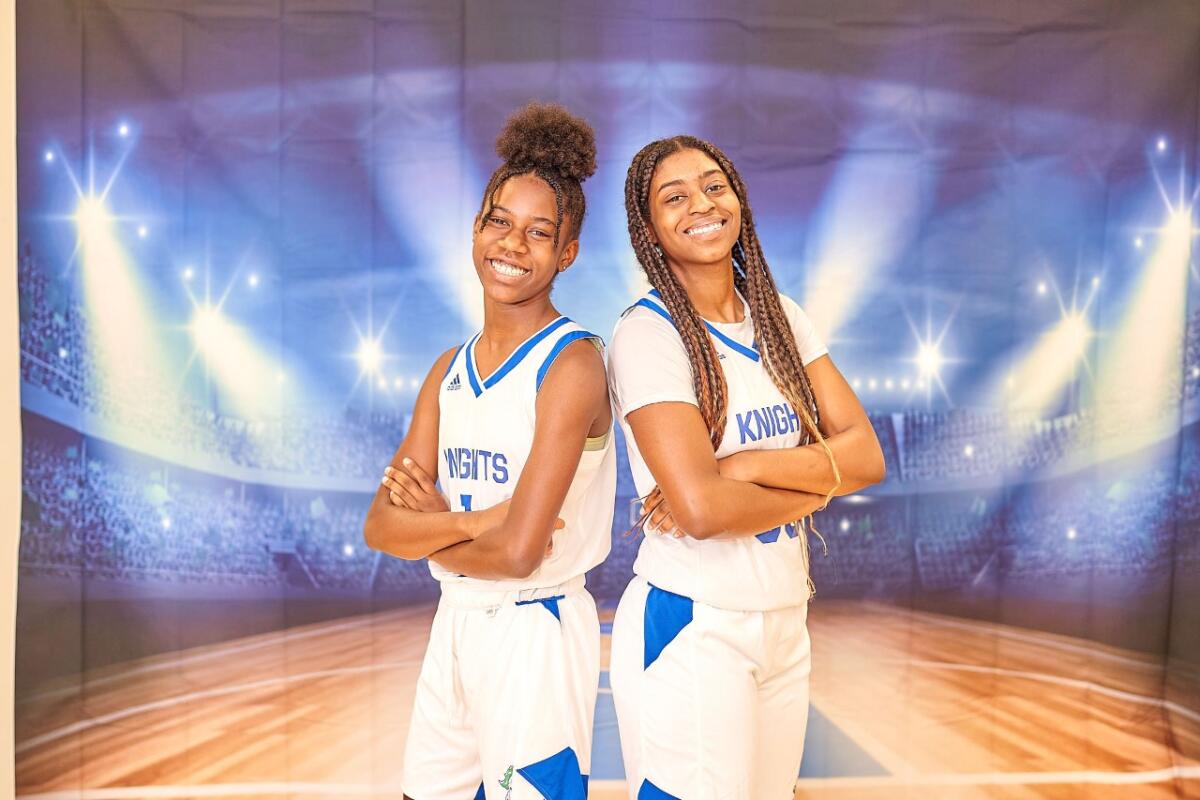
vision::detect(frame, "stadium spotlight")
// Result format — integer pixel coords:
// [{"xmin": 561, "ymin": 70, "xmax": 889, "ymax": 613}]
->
[
  {"xmin": 342, "ymin": 544, "xmax": 355, "ymax": 557},
  {"xmin": 377, "ymin": 377, "xmax": 388, "ymax": 390},
  {"xmin": 1036, "ymin": 281, "xmax": 1048, "ymax": 296},
  {"xmin": 248, "ymin": 272, "xmax": 259, "ymax": 288},
  {"xmin": 410, "ymin": 377, "xmax": 420, "ymax": 389},
  {"xmin": 963, "ymin": 444, "xmax": 975, "ymax": 458},
  {"xmin": 189, "ymin": 306, "xmax": 224, "ymax": 352},
  {"xmin": 1135, "ymin": 236, "xmax": 1144, "ymax": 249},
  {"xmin": 1091, "ymin": 275, "xmax": 1101, "ymax": 288},
  {"xmin": 118, "ymin": 122, "xmax": 130, "ymax": 138},
  {"xmin": 182, "ymin": 266, "xmax": 194, "ymax": 281},
  {"xmin": 74, "ymin": 196, "xmax": 110, "ymax": 240},
  {"xmin": 868, "ymin": 378, "xmax": 878, "ymax": 390},
  {"xmin": 1156, "ymin": 137, "xmax": 1167, "ymax": 153},
  {"xmin": 901, "ymin": 378, "xmax": 911, "ymax": 390},
  {"xmin": 356, "ymin": 338, "xmax": 383, "ymax": 375},
  {"xmin": 161, "ymin": 516, "xmax": 172, "ymax": 530},
  {"xmin": 137, "ymin": 224, "xmax": 148, "ymax": 239},
  {"xmin": 1066, "ymin": 527, "xmax": 1077, "ymax": 540},
  {"xmin": 839, "ymin": 518, "xmax": 850, "ymax": 533},
  {"xmin": 43, "ymin": 150, "xmax": 54, "ymax": 163},
  {"xmin": 852, "ymin": 378, "xmax": 861, "ymax": 389},
  {"xmin": 917, "ymin": 342, "xmax": 944, "ymax": 380},
  {"xmin": 884, "ymin": 378, "xmax": 894, "ymax": 391},
  {"xmin": 58, "ymin": 348, "xmax": 67, "ymax": 359}
]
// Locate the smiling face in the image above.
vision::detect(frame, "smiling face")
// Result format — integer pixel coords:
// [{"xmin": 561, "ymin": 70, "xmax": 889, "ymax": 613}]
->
[
  {"xmin": 646, "ymin": 148, "xmax": 741, "ymax": 272},
  {"xmin": 472, "ymin": 172, "xmax": 578, "ymax": 306}
]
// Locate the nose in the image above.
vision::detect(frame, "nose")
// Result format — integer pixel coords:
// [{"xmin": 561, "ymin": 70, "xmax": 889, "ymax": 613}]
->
[
  {"xmin": 499, "ymin": 225, "xmax": 528, "ymax": 254},
  {"xmin": 688, "ymin": 191, "xmax": 715, "ymax": 215}
]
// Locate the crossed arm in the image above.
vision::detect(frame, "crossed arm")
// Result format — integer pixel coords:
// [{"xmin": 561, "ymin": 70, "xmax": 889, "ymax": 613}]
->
[
  {"xmin": 362, "ymin": 340, "xmax": 610, "ymax": 580},
  {"xmin": 635, "ymin": 354, "xmax": 886, "ymax": 540}
]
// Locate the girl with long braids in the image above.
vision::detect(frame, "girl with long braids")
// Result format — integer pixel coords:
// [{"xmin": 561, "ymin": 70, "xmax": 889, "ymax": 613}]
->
[
  {"xmin": 607, "ymin": 137, "xmax": 886, "ymax": 797},
  {"xmin": 363, "ymin": 103, "xmax": 615, "ymax": 799}
]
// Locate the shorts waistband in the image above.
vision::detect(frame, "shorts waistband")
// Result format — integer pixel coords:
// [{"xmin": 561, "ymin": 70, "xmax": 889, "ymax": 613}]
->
[{"xmin": 438, "ymin": 574, "xmax": 587, "ymax": 608}]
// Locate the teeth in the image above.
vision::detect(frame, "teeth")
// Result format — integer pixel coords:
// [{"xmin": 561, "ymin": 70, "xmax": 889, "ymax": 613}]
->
[
  {"xmin": 686, "ymin": 221, "xmax": 723, "ymax": 236},
  {"xmin": 490, "ymin": 259, "xmax": 528, "ymax": 277}
]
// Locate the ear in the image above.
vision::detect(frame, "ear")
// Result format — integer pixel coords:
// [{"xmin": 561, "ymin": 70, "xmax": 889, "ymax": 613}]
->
[
  {"xmin": 556, "ymin": 238, "xmax": 580, "ymax": 273},
  {"xmin": 471, "ymin": 214, "xmax": 481, "ymax": 243},
  {"xmin": 643, "ymin": 216, "xmax": 658, "ymax": 246}
]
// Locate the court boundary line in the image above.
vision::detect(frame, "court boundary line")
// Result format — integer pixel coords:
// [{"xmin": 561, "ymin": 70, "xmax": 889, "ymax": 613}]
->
[
  {"xmin": 19, "ymin": 615, "xmax": 388, "ymax": 704},
  {"xmin": 858, "ymin": 601, "xmax": 1161, "ymax": 671},
  {"xmin": 16, "ymin": 765, "xmax": 1200, "ymax": 799},
  {"xmin": 900, "ymin": 658, "xmax": 1200, "ymax": 724},
  {"xmin": 16, "ymin": 661, "xmax": 414, "ymax": 754}
]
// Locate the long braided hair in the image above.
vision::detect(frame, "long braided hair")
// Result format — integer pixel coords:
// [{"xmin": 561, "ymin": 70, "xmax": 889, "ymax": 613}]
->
[{"xmin": 625, "ymin": 135, "xmax": 841, "ymax": 588}]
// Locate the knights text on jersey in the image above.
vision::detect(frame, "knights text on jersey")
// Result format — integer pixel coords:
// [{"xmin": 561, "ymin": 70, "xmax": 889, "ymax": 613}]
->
[
  {"xmin": 607, "ymin": 290, "xmax": 829, "ymax": 611},
  {"xmin": 434, "ymin": 316, "xmax": 616, "ymax": 591}
]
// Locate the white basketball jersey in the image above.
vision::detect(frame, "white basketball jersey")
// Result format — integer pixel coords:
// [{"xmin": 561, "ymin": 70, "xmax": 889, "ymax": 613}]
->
[
  {"xmin": 433, "ymin": 316, "xmax": 616, "ymax": 591},
  {"xmin": 608, "ymin": 289, "xmax": 829, "ymax": 611}
]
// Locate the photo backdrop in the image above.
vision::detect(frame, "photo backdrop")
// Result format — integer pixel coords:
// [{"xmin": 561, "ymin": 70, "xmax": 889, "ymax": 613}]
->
[{"xmin": 15, "ymin": 1, "xmax": 1200, "ymax": 797}]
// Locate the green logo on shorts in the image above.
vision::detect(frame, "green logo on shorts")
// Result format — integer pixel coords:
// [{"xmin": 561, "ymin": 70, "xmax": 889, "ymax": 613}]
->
[{"xmin": 499, "ymin": 764, "xmax": 514, "ymax": 798}]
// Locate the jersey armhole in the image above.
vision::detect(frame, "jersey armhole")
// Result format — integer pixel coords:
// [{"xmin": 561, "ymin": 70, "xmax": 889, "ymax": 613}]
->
[{"xmin": 535, "ymin": 330, "xmax": 603, "ymax": 392}]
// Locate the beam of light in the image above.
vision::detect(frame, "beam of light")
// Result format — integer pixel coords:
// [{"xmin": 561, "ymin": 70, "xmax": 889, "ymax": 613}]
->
[
  {"xmin": 187, "ymin": 303, "xmax": 286, "ymax": 420},
  {"xmin": 980, "ymin": 267, "xmax": 1099, "ymax": 421},
  {"xmin": 804, "ymin": 150, "xmax": 926, "ymax": 344},
  {"xmin": 72, "ymin": 194, "xmax": 180, "ymax": 442},
  {"xmin": 373, "ymin": 139, "xmax": 480, "ymax": 329},
  {"xmin": 1090, "ymin": 204, "xmax": 1195, "ymax": 460},
  {"xmin": 1003, "ymin": 310, "xmax": 1093, "ymax": 414}
]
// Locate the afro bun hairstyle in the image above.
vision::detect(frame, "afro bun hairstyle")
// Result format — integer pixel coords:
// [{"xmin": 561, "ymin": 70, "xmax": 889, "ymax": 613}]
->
[
  {"xmin": 495, "ymin": 102, "xmax": 597, "ymax": 182},
  {"xmin": 478, "ymin": 102, "xmax": 597, "ymax": 243}
]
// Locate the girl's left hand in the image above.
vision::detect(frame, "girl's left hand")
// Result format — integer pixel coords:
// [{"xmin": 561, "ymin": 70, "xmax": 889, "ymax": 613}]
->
[
  {"xmin": 382, "ymin": 459, "xmax": 450, "ymax": 513},
  {"xmin": 641, "ymin": 486, "xmax": 684, "ymax": 538}
]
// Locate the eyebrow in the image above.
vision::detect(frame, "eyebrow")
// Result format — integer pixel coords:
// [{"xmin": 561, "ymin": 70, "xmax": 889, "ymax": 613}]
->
[
  {"xmin": 491, "ymin": 204, "xmax": 558, "ymax": 229},
  {"xmin": 655, "ymin": 169, "xmax": 724, "ymax": 194}
]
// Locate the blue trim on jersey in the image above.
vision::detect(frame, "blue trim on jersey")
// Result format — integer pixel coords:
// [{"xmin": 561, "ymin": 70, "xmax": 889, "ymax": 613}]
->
[
  {"xmin": 536, "ymin": 330, "xmax": 601, "ymax": 391},
  {"xmin": 515, "ymin": 594, "xmax": 564, "ymax": 621},
  {"xmin": 517, "ymin": 746, "xmax": 587, "ymax": 800},
  {"xmin": 473, "ymin": 782, "xmax": 486, "ymax": 800},
  {"xmin": 643, "ymin": 584, "xmax": 693, "ymax": 670},
  {"xmin": 637, "ymin": 293, "xmax": 760, "ymax": 362},
  {"xmin": 463, "ymin": 333, "xmax": 484, "ymax": 396},
  {"xmin": 756, "ymin": 527, "xmax": 781, "ymax": 543},
  {"xmin": 755, "ymin": 522, "xmax": 799, "ymax": 543},
  {"xmin": 469, "ymin": 316, "xmax": 570, "ymax": 394},
  {"xmin": 638, "ymin": 779, "xmax": 682, "ymax": 800}
]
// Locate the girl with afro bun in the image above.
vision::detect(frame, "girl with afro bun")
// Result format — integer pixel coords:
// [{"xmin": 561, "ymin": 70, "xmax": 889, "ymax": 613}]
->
[{"xmin": 364, "ymin": 103, "xmax": 614, "ymax": 799}]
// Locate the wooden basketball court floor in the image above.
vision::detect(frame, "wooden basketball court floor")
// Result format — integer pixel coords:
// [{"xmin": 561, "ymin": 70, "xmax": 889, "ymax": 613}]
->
[{"xmin": 15, "ymin": 600, "xmax": 1200, "ymax": 800}]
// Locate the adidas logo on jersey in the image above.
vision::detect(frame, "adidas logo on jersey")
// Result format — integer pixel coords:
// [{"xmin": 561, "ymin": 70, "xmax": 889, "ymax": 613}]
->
[{"xmin": 446, "ymin": 374, "xmax": 462, "ymax": 391}]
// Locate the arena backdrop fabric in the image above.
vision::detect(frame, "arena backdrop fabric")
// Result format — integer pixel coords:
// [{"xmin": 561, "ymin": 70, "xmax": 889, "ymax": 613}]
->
[{"xmin": 13, "ymin": 1, "xmax": 1200, "ymax": 797}]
